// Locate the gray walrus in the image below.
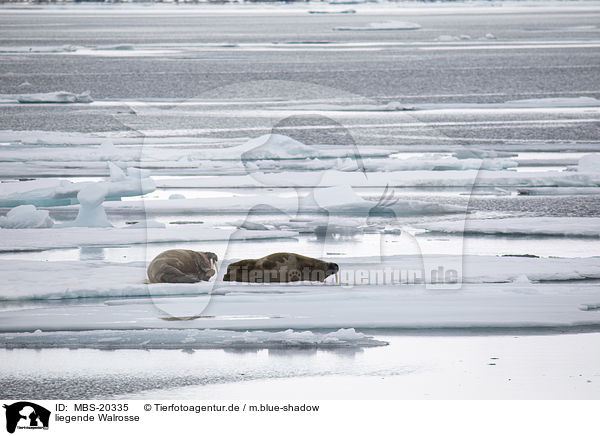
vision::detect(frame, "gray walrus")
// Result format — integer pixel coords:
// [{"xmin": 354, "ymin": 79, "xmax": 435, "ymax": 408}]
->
[
  {"xmin": 223, "ymin": 252, "xmax": 339, "ymax": 283},
  {"xmin": 147, "ymin": 249, "xmax": 218, "ymax": 283}
]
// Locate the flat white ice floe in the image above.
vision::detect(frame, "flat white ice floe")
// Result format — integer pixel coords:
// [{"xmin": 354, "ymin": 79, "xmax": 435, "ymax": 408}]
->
[
  {"xmin": 279, "ymin": 101, "xmax": 415, "ymax": 111},
  {"xmin": 12, "ymin": 91, "xmax": 93, "ymax": 104},
  {"xmin": 2, "ymin": 282, "xmax": 600, "ymax": 331},
  {"xmin": 2, "ymin": 255, "xmax": 600, "ymax": 301},
  {"xmin": 157, "ymin": 169, "xmax": 600, "ymax": 188},
  {"xmin": 360, "ymin": 156, "xmax": 517, "ymax": 171},
  {"xmin": 334, "ymin": 21, "xmax": 421, "ymax": 31},
  {"xmin": 283, "ymin": 96, "xmax": 600, "ymax": 111},
  {"xmin": 578, "ymin": 154, "xmax": 600, "ymax": 173},
  {"xmin": 420, "ymin": 217, "xmax": 600, "ymax": 237},
  {"xmin": 0, "ymin": 225, "xmax": 298, "ymax": 252},
  {"xmin": 191, "ymin": 134, "xmax": 395, "ymax": 161},
  {"xmin": 0, "ymin": 205, "xmax": 54, "ymax": 229},
  {"xmin": 0, "ymin": 328, "xmax": 386, "ymax": 349},
  {"xmin": 97, "ymin": 186, "xmax": 463, "ymax": 216}
]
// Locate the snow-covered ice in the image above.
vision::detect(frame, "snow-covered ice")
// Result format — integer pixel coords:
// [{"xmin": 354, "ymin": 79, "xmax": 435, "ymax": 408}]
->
[
  {"xmin": 1, "ymin": 282, "xmax": 599, "ymax": 332},
  {"xmin": 420, "ymin": 217, "xmax": 600, "ymax": 237},
  {"xmin": 0, "ymin": 205, "xmax": 54, "ymax": 229},
  {"xmin": 1, "ymin": 255, "xmax": 599, "ymax": 301},
  {"xmin": 283, "ymin": 96, "xmax": 600, "ymax": 111},
  {"xmin": 67, "ymin": 184, "xmax": 112, "ymax": 228},
  {"xmin": 10, "ymin": 91, "xmax": 93, "ymax": 104},
  {"xmin": 578, "ymin": 154, "xmax": 600, "ymax": 173},
  {"xmin": 156, "ymin": 169, "xmax": 600, "ymax": 188},
  {"xmin": 334, "ymin": 21, "xmax": 421, "ymax": 31}
]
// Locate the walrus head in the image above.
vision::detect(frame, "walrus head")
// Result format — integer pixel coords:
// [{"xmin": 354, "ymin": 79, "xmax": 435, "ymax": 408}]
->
[
  {"xmin": 205, "ymin": 252, "xmax": 218, "ymax": 271},
  {"xmin": 199, "ymin": 252, "xmax": 219, "ymax": 279},
  {"xmin": 325, "ymin": 262, "xmax": 339, "ymax": 282}
]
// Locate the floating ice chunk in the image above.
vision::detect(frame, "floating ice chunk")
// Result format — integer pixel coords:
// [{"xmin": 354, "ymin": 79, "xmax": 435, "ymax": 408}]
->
[
  {"xmin": 17, "ymin": 81, "xmax": 32, "ymax": 88},
  {"xmin": 0, "ymin": 328, "xmax": 387, "ymax": 349},
  {"xmin": 168, "ymin": 193, "xmax": 186, "ymax": 200},
  {"xmin": 186, "ymin": 134, "xmax": 394, "ymax": 161},
  {"xmin": 459, "ymin": 34, "xmax": 472, "ymax": 40},
  {"xmin": 578, "ymin": 154, "xmax": 600, "ymax": 173},
  {"xmin": 16, "ymin": 90, "xmax": 93, "ymax": 103},
  {"xmin": 60, "ymin": 45, "xmax": 80, "ymax": 52},
  {"xmin": 421, "ymin": 217, "xmax": 600, "ymax": 237},
  {"xmin": 229, "ymin": 220, "xmax": 270, "ymax": 231},
  {"xmin": 502, "ymin": 97, "xmax": 600, "ymax": 108},
  {"xmin": 335, "ymin": 21, "xmax": 421, "ymax": 31},
  {"xmin": 513, "ymin": 274, "xmax": 531, "ymax": 284},
  {"xmin": 0, "ymin": 205, "xmax": 54, "ymax": 229},
  {"xmin": 281, "ymin": 102, "xmax": 414, "ymax": 111},
  {"xmin": 69, "ymin": 184, "xmax": 112, "ymax": 228},
  {"xmin": 95, "ymin": 44, "xmax": 135, "ymax": 51},
  {"xmin": 308, "ymin": 9, "xmax": 355, "ymax": 14},
  {"xmin": 485, "ymin": 33, "xmax": 497, "ymax": 39},
  {"xmin": 361, "ymin": 156, "xmax": 517, "ymax": 171},
  {"xmin": 241, "ymin": 134, "xmax": 321, "ymax": 160},
  {"xmin": 437, "ymin": 35, "xmax": 460, "ymax": 41}
]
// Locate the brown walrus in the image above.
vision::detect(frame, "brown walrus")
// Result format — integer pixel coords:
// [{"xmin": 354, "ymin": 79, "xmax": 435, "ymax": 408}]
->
[
  {"xmin": 223, "ymin": 252, "xmax": 339, "ymax": 283},
  {"xmin": 147, "ymin": 249, "xmax": 218, "ymax": 283}
]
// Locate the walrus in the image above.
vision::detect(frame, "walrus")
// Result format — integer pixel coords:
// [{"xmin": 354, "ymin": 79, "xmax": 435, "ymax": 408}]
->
[
  {"xmin": 147, "ymin": 249, "xmax": 218, "ymax": 283},
  {"xmin": 223, "ymin": 252, "xmax": 339, "ymax": 283}
]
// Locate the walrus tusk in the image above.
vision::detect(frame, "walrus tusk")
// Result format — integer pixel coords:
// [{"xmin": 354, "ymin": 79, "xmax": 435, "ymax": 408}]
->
[
  {"xmin": 214, "ymin": 260, "xmax": 219, "ymax": 274},
  {"xmin": 335, "ymin": 271, "xmax": 339, "ymax": 284}
]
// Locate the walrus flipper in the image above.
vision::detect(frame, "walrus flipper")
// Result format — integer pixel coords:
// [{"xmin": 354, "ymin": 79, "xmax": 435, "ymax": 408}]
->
[{"xmin": 156, "ymin": 265, "xmax": 200, "ymax": 283}]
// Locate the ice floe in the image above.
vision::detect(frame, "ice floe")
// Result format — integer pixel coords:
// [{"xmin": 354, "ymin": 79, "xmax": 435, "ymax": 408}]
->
[
  {"xmin": 578, "ymin": 154, "xmax": 600, "ymax": 173},
  {"xmin": 157, "ymin": 169, "xmax": 600, "ymax": 189},
  {"xmin": 334, "ymin": 21, "xmax": 421, "ymax": 31},
  {"xmin": 420, "ymin": 217, "xmax": 600, "ymax": 237},
  {"xmin": 2, "ymin": 255, "xmax": 599, "ymax": 301},
  {"xmin": 192, "ymin": 134, "xmax": 395, "ymax": 161},
  {"xmin": 1, "ymin": 282, "xmax": 599, "ymax": 331},
  {"xmin": 8, "ymin": 91, "xmax": 93, "ymax": 104},
  {"xmin": 359, "ymin": 156, "xmax": 517, "ymax": 171},
  {"xmin": 277, "ymin": 102, "xmax": 415, "ymax": 111},
  {"xmin": 283, "ymin": 96, "xmax": 600, "ymax": 111},
  {"xmin": 66, "ymin": 184, "xmax": 113, "ymax": 228},
  {"xmin": 0, "ymin": 205, "xmax": 54, "ymax": 229},
  {"xmin": 95, "ymin": 186, "xmax": 463, "ymax": 216},
  {"xmin": 0, "ymin": 328, "xmax": 386, "ymax": 349}
]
